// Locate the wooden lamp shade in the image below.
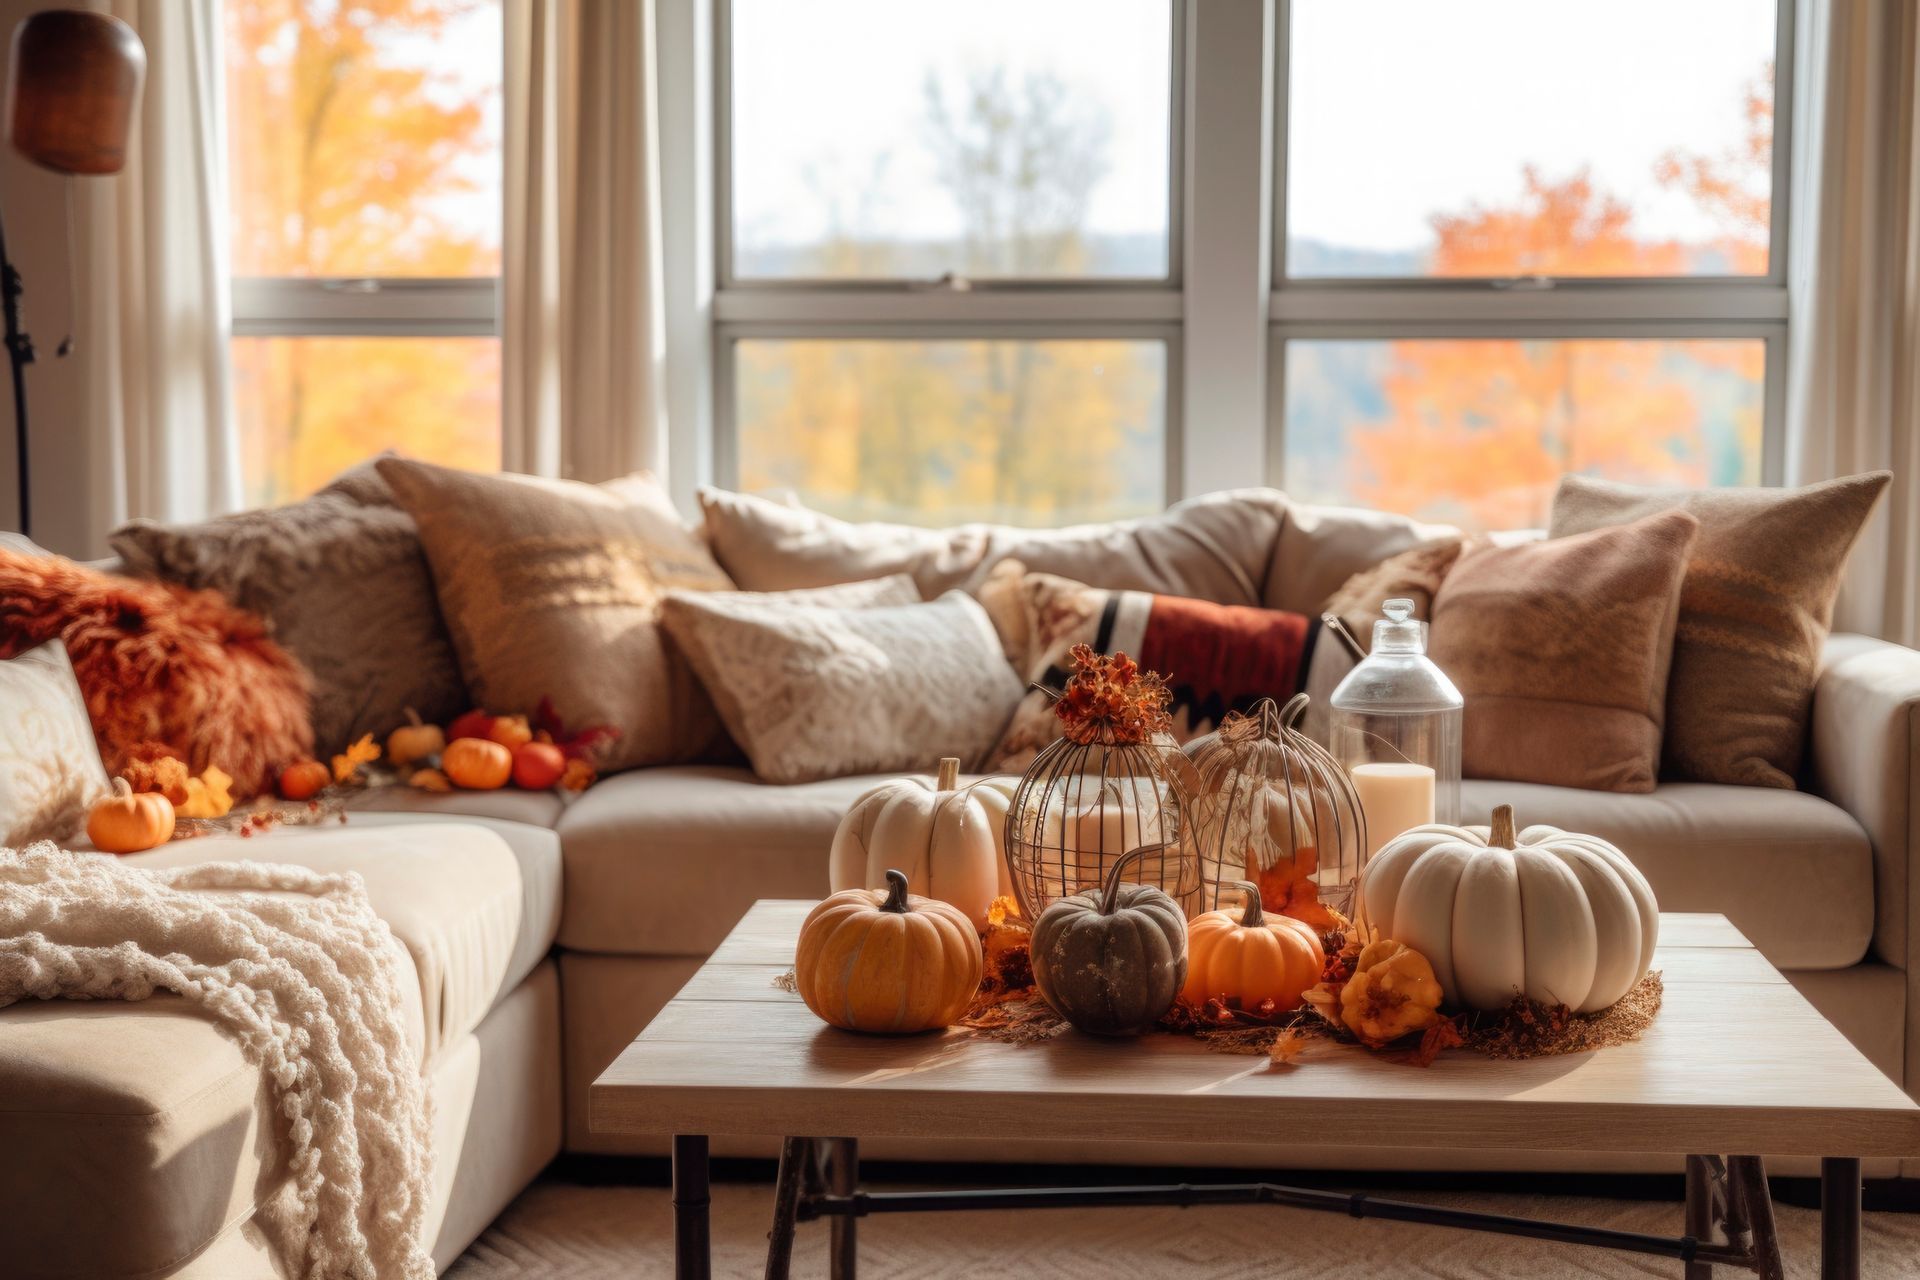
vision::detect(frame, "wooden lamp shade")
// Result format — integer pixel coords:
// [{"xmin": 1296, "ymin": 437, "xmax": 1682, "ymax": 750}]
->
[{"xmin": 7, "ymin": 9, "xmax": 145, "ymax": 176}]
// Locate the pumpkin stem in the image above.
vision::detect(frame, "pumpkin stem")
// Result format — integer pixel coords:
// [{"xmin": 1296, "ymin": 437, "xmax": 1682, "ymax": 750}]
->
[
  {"xmin": 1488, "ymin": 804, "xmax": 1518, "ymax": 849},
  {"xmin": 404, "ymin": 706, "xmax": 423, "ymax": 727},
  {"xmin": 935, "ymin": 757, "xmax": 960, "ymax": 791},
  {"xmin": 880, "ymin": 869, "xmax": 912, "ymax": 914},
  {"xmin": 110, "ymin": 776, "xmax": 132, "ymax": 799},
  {"xmin": 1233, "ymin": 880, "xmax": 1265, "ymax": 928},
  {"xmin": 1099, "ymin": 843, "xmax": 1167, "ymax": 915}
]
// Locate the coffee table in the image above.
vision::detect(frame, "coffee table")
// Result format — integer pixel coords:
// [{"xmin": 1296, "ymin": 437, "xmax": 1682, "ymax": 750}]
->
[{"xmin": 591, "ymin": 902, "xmax": 1920, "ymax": 1280}]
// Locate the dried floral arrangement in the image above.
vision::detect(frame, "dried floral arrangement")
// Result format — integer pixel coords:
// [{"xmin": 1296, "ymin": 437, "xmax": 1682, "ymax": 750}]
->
[{"xmin": 1052, "ymin": 644, "xmax": 1172, "ymax": 745}]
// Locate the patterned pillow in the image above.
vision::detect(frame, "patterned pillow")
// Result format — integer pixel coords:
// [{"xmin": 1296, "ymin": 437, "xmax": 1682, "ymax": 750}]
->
[
  {"xmin": 984, "ymin": 570, "xmax": 1319, "ymax": 770},
  {"xmin": 659, "ymin": 590, "xmax": 1022, "ymax": 784},
  {"xmin": 0, "ymin": 639, "xmax": 112, "ymax": 844}
]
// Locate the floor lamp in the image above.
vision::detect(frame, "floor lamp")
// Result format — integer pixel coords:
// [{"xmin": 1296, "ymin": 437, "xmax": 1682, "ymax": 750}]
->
[{"xmin": 2, "ymin": 9, "xmax": 144, "ymax": 538}]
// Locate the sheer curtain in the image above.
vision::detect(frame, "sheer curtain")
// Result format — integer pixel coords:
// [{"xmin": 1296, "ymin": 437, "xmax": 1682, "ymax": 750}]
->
[
  {"xmin": 503, "ymin": 0, "xmax": 669, "ymax": 483},
  {"xmin": 1788, "ymin": 0, "xmax": 1920, "ymax": 647},
  {"xmin": 80, "ymin": 0, "xmax": 240, "ymax": 529}
]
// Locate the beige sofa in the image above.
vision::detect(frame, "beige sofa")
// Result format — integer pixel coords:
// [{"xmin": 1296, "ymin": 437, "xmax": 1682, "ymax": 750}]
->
[{"xmin": 4, "ymin": 491, "xmax": 1918, "ymax": 1276}]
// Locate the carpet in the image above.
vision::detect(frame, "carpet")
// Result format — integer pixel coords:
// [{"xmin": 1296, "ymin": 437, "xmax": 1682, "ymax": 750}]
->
[{"xmin": 446, "ymin": 1175, "xmax": 1920, "ymax": 1278}]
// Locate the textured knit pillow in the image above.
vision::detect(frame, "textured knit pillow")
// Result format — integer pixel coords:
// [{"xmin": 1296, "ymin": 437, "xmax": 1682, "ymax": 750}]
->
[
  {"xmin": 1549, "ymin": 472, "xmax": 1891, "ymax": 788},
  {"xmin": 659, "ymin": 590, "xmax": 1022, "ymax": 784},
  {"xmin": 1428, "ymin": 510, "xmax": 1700, "ymax": 793},
  {"xmin": 983, "ymin": 570, "xmax": 1318, "ymax": 769},
  {"xmin": 110, "ymin": 457, "xmax": 465, "ymax": 756},
  {"xmin": 0, "ymin": 548, "xmax": 313, "ymax": 798},
  {"xmin": 0, "ymin": 639, "xmax": 113, "ymax": 844},
  {"xmin": 377, "ymin": 458, "xmax": 736, "ymax": 772}
]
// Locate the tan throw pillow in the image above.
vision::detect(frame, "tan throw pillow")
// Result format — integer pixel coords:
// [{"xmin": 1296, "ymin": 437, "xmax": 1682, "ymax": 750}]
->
[
  {"xmin": 377, "ymin": 458, "xmax": 735, "ymax": 772},
  {"xmin": 1319, "ymin": 536, "xmax": 1465, "ymax": 655},
  {"xmin": 110, "ymin": 458, "xmax": 465, "ymax": 756},
  {"xmin": 659, "ymin": 590, "xmax": 1022, "ymax": 784},
  {"xmin": 0, "ymin": 639, "xmax": 112, "ymax": 844},
  {"xmin": 1549, "ymin": 472, "xmax": 1891, "ymax": 788},
  {"xmin": 1428, "ymin": 510, "xmax": 1701, "ymax": 793}
]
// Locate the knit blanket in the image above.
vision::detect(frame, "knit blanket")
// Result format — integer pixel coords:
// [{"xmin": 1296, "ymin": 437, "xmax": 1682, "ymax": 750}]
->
[{"xmin": 0, "ymin": 843, "xmax": 434, "ymax": 1280}]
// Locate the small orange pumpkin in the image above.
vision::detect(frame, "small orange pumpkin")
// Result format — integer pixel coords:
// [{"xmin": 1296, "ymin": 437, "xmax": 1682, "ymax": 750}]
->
[
  {"xmin": 1182, "ymin": 879, "xmax": 1326, "ymax": 1013},
  {"xmin": 386, "ymin": 707, "xmax": 446, "ymax": 769},
  {"xmin": 443, "ymin": 737, "xmax": 512, "ymax": 790},
  {"xmin": 795, "ymin": 869, "xmax": 982, "ymax": 1033},
  {"xmin": 511, "ymin": 740, "xmax": 566, "ymax": 790},
  {"xmin": 486, "ymin": 714, "xmax": 533, "ymax": 751},
  {"xmin": 278, "ymin": 759, "xmax": 330, "ymax": 801},
  {"xmin": 87, "ymin": 778, "xmax": 176, "ymax": 854}
]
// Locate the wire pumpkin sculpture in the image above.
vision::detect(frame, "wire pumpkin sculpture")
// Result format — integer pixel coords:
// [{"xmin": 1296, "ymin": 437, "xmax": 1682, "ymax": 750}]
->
[
  {"xmin": 1181, "ymin": 693, "xmax": 1368, "ymax": 931},
  {"xmin": 1003, "ymin": 646, "xmax": 1197, "ymax": 919}
]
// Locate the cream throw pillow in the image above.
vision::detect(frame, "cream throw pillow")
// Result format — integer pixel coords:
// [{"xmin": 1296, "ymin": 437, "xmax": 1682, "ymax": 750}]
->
[
  {"xmin": 660, "ymin": 589, "xmax": 1023, "ymax": 784},
  {"xmin": 0, "ymin": 639, "xmax": 112, "ymax": 844},
  {"xmin": 377, "ymin": 458, "xmax": 736, "ymax": 772}
]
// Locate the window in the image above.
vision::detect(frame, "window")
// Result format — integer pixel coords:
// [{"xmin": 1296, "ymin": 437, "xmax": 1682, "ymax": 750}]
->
[
  {"xmin": 226, "ymin": 0, "xmax": 502, "ymax": 507},
  {"xmin": 1272, "ymin": 0, "xmax": 1789, "ymax": 529},
  {"xmin": 715, "ymin": 0, "xmax": 1179, "ymax": 527}
]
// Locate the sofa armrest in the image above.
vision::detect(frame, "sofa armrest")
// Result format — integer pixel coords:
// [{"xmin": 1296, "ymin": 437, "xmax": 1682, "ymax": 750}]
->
[{"xmin": 1811, "ymin": 634, "xmax": 1920, "ymax": 975}]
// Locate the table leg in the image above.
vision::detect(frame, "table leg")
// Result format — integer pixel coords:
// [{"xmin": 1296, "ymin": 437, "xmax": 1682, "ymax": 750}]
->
[
  {"xmin": 826, "ymin": 1137, "xmax": 859, "ymax": 1280},
  {"xmin": 1729, "ymin": 1156, "xmax": 1782, "ymax": 1280},
  {"xmin": 673, "ymin": 1134, "xmax": 711, "ymax": 1280},
  {"xmin": 1820, "ymin": 1157, "xmax": 1862, "ymax": 1280},
  {"xmin": 1683, "ymin": 1155, "xmax": 1715, "ymax": 1280},
  {"xmin": 765, "ymin": 1137, "xmax": 810, "ymax": 1280}
]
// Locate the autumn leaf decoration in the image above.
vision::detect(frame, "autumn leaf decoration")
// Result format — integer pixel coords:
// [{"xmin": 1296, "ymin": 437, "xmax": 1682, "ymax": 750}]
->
[
  {"xmin": 332, "ymin": 733, "xmax": 381, "ymax": 784},
  {"xmin": 533, "ymin": 696, "xmax": 622, "ymax": 763},
  {"xmin": 1051, "ymin": 644, "xmax": 1173, "ymax": 746}
]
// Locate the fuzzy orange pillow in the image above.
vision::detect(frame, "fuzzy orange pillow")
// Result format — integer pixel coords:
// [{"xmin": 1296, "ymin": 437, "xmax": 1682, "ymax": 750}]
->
[{"xmin": 0, "ymin": 547, "xmax": 312, "ymax": 799}]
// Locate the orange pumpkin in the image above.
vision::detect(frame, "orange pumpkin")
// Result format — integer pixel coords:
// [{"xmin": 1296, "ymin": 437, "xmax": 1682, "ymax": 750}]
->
[
  {"xmin": 486, "ymin": 714, "xmax": 533, "ymax": 751},
  {"xmin": 795, "ymin": 869, "xmax": 982, "ymax": 1034},
  {"xmin": 87, "ymin": 778, "xmax": 176, "ymax": 854},
  {"xmin": 386, "ymin": 707, "xmax": 446, "ymax": 769},
  {"xmin": 278, "ymin": 759, "xmax": 330, "ymax": 801},
  {"xmin": 443, "ymin": 737, "xmax": 512, "ymax": 790},
  {"xmin": 511, "ymin": 741, "xmax": 566, "ymax": 790},
  {"xmin": 1182, "ymin": 879, "xmax": 1326, "ymax": 1012}
]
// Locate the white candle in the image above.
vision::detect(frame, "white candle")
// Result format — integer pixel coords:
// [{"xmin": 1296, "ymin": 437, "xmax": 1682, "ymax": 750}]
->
[{"xmin": 1350, "ymin": 762, "xmax": 1436, "ymax": 857}]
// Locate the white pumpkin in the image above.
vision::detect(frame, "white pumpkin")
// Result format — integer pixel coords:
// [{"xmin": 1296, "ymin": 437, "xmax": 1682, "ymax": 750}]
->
[
  {"xmin": 828, "ymin": 758, "xmax": 1016, "ymax": 929},
  {"xmin": 1359, "ymin": 804, "xmax": 1659, "ymax": 1013}
]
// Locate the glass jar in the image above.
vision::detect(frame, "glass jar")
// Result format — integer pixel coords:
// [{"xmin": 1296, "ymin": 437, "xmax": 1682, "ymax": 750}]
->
[{"xmin": 1329, "ymin": 598, "xmax": 1463, "ymax": 856}]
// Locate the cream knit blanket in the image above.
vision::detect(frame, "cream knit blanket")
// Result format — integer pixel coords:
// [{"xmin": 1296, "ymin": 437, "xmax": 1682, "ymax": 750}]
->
[{"xmin": 0, "ymin": 843, "xmax": 434, "ymax": 1280}]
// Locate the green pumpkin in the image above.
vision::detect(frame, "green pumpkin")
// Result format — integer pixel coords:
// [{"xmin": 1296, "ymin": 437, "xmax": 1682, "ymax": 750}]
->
[{"xmin": 1030, "ymin": 844, "xmax": 1189, "ymax": 1036}]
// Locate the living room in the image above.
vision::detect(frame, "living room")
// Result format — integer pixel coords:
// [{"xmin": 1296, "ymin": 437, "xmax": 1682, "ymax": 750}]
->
[{"xmin": 2, "ymin": 0, "xmax": 1917, "ymax": 1276}]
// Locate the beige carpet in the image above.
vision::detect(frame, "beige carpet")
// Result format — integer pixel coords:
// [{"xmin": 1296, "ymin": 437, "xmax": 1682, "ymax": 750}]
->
[{"xmin": 446, "ymin": 1176, "xmax": 1920, "ymax": 1278}]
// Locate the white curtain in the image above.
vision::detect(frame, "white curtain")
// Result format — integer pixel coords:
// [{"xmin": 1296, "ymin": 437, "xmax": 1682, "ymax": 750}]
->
[
  {"xmin": 79, "ymin": 0, "xmax": 240, "ymax": 528},
  {"xmin": 503, "ymin": 0, "xmax": 669, "ymax": 482},
  {"xmin": 1788, "ymin": 0, "xmax": 1920, "ymax": 647}
]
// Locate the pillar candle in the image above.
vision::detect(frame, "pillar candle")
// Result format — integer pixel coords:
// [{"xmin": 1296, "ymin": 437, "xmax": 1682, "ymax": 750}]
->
[{"xmin": 1350, "ymin": 762, "xmax": 1436, "ymax": 857}]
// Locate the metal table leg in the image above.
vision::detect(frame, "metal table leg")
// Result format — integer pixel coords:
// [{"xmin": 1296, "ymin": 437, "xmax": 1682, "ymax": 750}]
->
[
  {"xmin": 1729, "ymin": 1155, "xmax": 1782, "ymax": 1280},
  {"xmin": 673, "ymin": 1134, "xmax": 712, "ymax": 1280},
  {"xmin": 765, "ymin": 1137, "xmax": 811, "ymax": 1280},
  {"xmin": 1684, "ymin": 1155, "xmax": 1716, "ymax": 1280},
  {"xmin": 826, "ymin": 1137, "xmax": 859, "ymax": 1280},
  {"xmin": 1820, "ymin": 1157, "xmax": 1862, "ymax": 1280}
]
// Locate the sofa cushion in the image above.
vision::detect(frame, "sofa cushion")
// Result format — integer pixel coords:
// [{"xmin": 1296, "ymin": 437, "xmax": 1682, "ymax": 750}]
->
[
  {"xmin": 1458, "ymin": 780, "xmax": 1873, "ymax": 970},
  {"xmin": 349, "ymin": 782, "xmax": 567, "ymax": 830},
  {"xmin": 556, "ymin": 765, "xmax": 894, "ymax": 954},
  {"xmin": 1262, "ymin": 501, "xmax": 1460, "ymax": 616}
]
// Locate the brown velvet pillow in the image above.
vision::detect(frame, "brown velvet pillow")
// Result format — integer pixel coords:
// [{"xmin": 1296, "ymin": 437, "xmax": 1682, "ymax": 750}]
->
[
  {"xmin": 377, "ymin": 458, "xmax": 735, "ymax": 773},
  {"xmin": 110, "ymin": 457, "xmax": 466, "ymax": 756},
  {"xmin": 1428, "ymin": 510, "xmax": 1700, "ymax": 793},
  {"xmin": 1549, "ymin": 472, "xmax": 1891, "ymax": 788},
  {"xmin": 0, "ymin": 548, "xmax": 313, "ymax": 799}
]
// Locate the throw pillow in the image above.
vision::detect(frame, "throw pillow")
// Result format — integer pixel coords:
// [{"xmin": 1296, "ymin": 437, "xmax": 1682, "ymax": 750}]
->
[
  {"xmin": 658, "ymin": 590, "xmax": 1022, "ymax": 784},
  {"xmin": 1427, "ymin": 509, "xmax": 1701, "ymax": 793},
  {"xmin": 1548, "ymin": 471, "xmax": 1893, "ymax": 788},
  {"xmin": 109, "ymin": 456, "xmax": 466, "ymax": 756},
  {"xmin": 0, "ymin": 639, "xmax": 112, "ymax": 844},
  {"xmin": 376, "ymin": 458, "xmax": 736, "ymax": 772},
  {"xmin": 983, "ymin": 570, "xmax": 1319, "ymax": 769},
  {"xmin": 0, "ymin": 547, "xmax": 313, "ymax": 798},
  {"xmin": 1319, "ymin": 537, "xmax": 1465, "ymax": 655}
]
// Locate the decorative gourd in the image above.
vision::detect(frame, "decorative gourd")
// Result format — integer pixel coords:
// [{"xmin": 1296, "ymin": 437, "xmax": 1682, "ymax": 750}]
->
[
  {"xmin": 277, "ymin": 758, "xmax": 330, "ymax": 801},
  {"xmin": 448, "ymin": 709, "xmax": 495, "ymax": 742},
  {"xmin": 443, "ymin": 737, "xmax": 513, "ymax": 790},
  {"xmin": 511, "ymin": 741, "xmax": 566, "ymax": 790},
  {"xmin": 829, "ymin": 758, "xmax": 1014, "ymax": 930},
  {"xmin": 87, "ymin": 778, "xmax": 175, "ymax": 853},
  {"xmin": 795, "ymin": 869, "xmax": 983, "ymax": 1034},
  {"xmin": 386, "ymin": 708, "xmax": 445, "ymax": 769},
  {"xmin": 486, "ymin": 714, "xmax": 533, "ymax": 750},
  {"xmin": 1029, "ymin": 844, "xmax": 1188, "ymax": 1036},
  {"xmin": 1360, "ymin": 804, "xmax": 1659, "ymax": 1013},
  {"xmin": 1335, "ymin": 938, "xmax": 1447, "ymax": 1046},
  {"xmin": 1182, "ymin": 879, "xmax": 1326, "ymax": 1013}
]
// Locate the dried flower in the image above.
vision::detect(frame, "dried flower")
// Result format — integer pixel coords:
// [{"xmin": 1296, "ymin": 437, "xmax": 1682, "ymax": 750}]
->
[
  {"xmin": 558, "ymin": 758, "xmax": 597, "ymax": 792},
  {"xmin": 121, "ymin": 751, "xmax": 190, "ymax": 806},
  {"xmin": 331, "ymin": 733, "xmax": 381, "ymax": 784},
  {"xmin": 1052, "ymin": 645, "xmax": 1173, "ymax": 745},
  {"xmin": 177, "ymin": 765, "xmax": 234, "ymax": 819},
  {"xmin": 409, "ymin": 767, "xmax": 453, "ymax": 793},
  {"xmin": 534, "ymin": 696, "xmax": 623, "ymax": 763}
]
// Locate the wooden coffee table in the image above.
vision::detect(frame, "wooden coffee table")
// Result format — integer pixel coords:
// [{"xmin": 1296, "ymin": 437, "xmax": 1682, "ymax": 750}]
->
[{"xmin": 591, "ymin": 902, "xmax": 1920, "ymax": 1280}]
